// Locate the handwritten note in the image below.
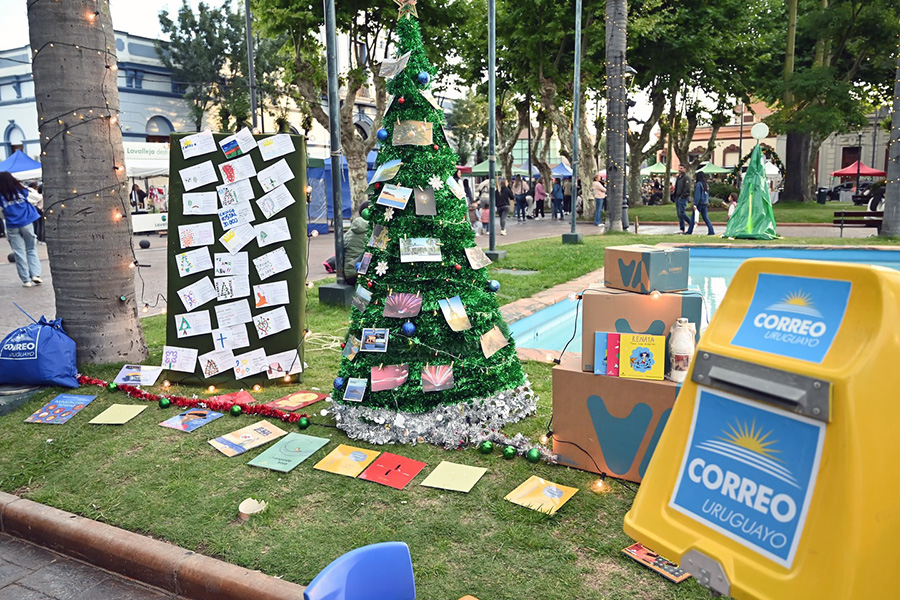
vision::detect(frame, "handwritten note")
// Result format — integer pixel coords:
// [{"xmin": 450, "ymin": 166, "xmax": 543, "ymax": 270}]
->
[
  {"xmin": 253, "ymin": 280, "xmax": 289, "ymax": 309},
  {"xmin": 257, "ymin": 158, "xmax": 294, "ymax": 193},
  {"xmin": 253, "ymin": 246, "xmax": 292, "ymax": 280},
  {"xmin": 180, "ymin": 130, "xmax": 216, "ymax": 159},
  {"xmin": 214, "ymin": 276, "xmax": 251, "ymax": 301},
  {"xmin": 183, "ymin": 192, "xmax": 218, "ymax": 215},
  {"xmin": 211, "ymin": 324, "xmax": 250, "ymax": 351},
  {"xmin": 252, "ymin": 306, "xmax": 291, "ymax": 339},
  {"xmin": 177, "ymin": 277, "xmax": 217, "ymax": 311},
  {"xmin": 217, "ymin": 179, "xmax": 255, "ymax": 207},
  {"xmin": 258, "ymin": 134, "xmax": 295, "ymax": 162},
  {"xmin": 161, "ymin": 345, "xmax": 198, "ymax": 373},
  {"xmin": 233, "ymin": 348, "xmax": 268, "ymax": 379},
  {"xmin": 217, "ymin": 201, "xmax": 256, "ymax": 231},
  {"xmin": 219, "ymin": 223, "xmax": 256, "ymax": 254},
  {"xmin": 178, "ymin": 222, "xmax": 215, "ymax": 249},
  {"xmin": 214, "ymin": 299, "xmax": 253, "ymax": 328},
  {"xmin": 175, "ymin": 247, "xmax": 213, "ymax": 278},
  {"xmin": 180, "ymin": 161, "xmax": 218, "ymax": 191},
  {"xmin": 175, "ymin": 310, "xmax": 212, "ymax": 339},
  {"xmin": 256, "ymin": 185, "xmax": 295, "ymax": 219},
  {"xmin": 214, "ymin": 252, "xmax": 249, "ymax": 276},
  {"xmin": 219, "ymin": 127, "xmax": 257, "ymax": 158},
  {"xmin": 218, "ymin": 154, "xmax": 257, "ymax": 184},
  {"xmin": 198, "ymin": 348, "xmax": 235, "ymax": 377},
  {"xmin": 255, "ymin": 217, "xmax": 291, "ymax": 248}
]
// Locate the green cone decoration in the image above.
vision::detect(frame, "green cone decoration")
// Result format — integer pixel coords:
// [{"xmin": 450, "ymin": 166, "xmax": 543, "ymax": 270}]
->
[
  {"xmin": 331, "ymin": 9, "xmax": 532, "ymax": 447},
  {"xmin": 723, "ymin": 144, "xmax": 778, "ymax": 240}
]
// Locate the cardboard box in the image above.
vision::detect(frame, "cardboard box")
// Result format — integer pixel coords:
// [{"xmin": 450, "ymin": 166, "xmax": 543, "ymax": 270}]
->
[
  {"xmin": 552, "ymin": 356, "xmax": 678, "ymax": 482},
  {"xmin": 581, "ymin": 287, "xmax": 703, "ymax": 373},
  {"xmin": 604, "ymin": 245, "xmax": 689, "ymax": 294}
]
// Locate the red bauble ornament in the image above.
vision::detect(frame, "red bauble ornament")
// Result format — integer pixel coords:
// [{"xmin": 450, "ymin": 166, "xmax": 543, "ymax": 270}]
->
[
  {"xmin": 341, "ymin": 343, "xmax": 346, "ymax": 349},
  {"xmin": 367, "ymin": 280, "xmax": 373, "ymax": 288},
  {"xmin": 398, "ymin": 97, "xmax": 405, "ymax": 104},
  {"xmin": 454, "ymin": 263, "xmax": 462, "ymax": 271},
  {"xmin": 432, "ymin": 144, "xmax": 439, "ymax": 150},
  {"xmin": 375, "ymin": 182, "xmax": 381, "ymax": 189}
]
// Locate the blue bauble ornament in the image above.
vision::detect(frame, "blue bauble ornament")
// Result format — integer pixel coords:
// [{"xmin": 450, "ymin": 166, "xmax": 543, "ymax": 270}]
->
[
  {"xmin": 376, "ymin": 128, "xmax": 389, "ymax": 142},
  {"xmin": 489, "ymin": 280, "xmax": 501, "ymax": 292},
  {"xmin": 417, "ymin": 71, "xmax": 430, "ymax": 85},
  {"xmin": 401, "ymin": 322, "xmax": 416, "ymax": 336},
  {"xmin": 333, "ymin": 377, "xmax": 345, "ymax": 389}
]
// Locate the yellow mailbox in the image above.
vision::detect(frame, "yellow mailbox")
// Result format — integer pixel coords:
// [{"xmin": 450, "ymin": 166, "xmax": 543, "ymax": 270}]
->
[{"xmin": 625, "ymin": 258, "xmax": 900, "ymax": 598}]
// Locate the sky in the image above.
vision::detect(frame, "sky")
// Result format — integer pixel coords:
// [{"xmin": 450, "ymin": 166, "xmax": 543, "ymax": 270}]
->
[{"xmin": 4, "ymin": 0, "xmax": 209, "ymax": 48}]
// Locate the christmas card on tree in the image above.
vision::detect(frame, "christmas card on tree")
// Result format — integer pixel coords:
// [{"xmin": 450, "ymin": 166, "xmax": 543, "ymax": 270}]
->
[
  {"xmin": 361, "ymin": 328, "xmax": 389, "ymax": 352},
  {"xmin": 420, "ymin": 461, "xmax": 486, "ymax": 493},
  {"xmin": 248, "ymin": 433, "xmax": 329, "ymax": 472},
  {"xmin": 25, "ymin": 394, "xmax": 95, "ymax": 424},
  {"xmin": 359, "ymin": 452, "xmax": 427, "ymax": 489},
  {"xmin": 344, "ymin": 378, "xmax": 368, "ymax": 402},
  {"xmin": 265, "ymin": 391, "xmax": 327, "ymax": 412},
  {"xmin": 113, "ymin": 364, "xmax": 164, "ymax": 386},
  {"xmin": 394, "ymin": 120, "xmax": 433, "ymax": 146},
  {"xmin": 480, "ymin": 326, "xmax": 508, "ymax": 358},
  {"xmin": 384, "ymin": 292, "xmax": 422, "ymax": 318},
  {"xmin": 399, "ymin": 238, "xmax": 441, "ymax": 262},
  {"xmin": 358, "ymin": 252, "xmax": 373, "ymax": 275},
  {"xmin": 89, "ymin": 404, "xmax": 147, "ymax": 425},
  {"xmin": 413, "ymin": 187, "xmax": 437, "ymax": 215},
  {"xmin": 159, "ymin": 409, "xmax": 223, "ymax": 432},
  {"xmin": 422, "ymin": 364, "xmax": 454, "ymax": 392},
  {"xmin": 208, "ymin": 420, "xmax": 287, "ymax": 457},
  {"xmin": 369, "ymin": 159, "xmax": 403, "ymax": 184},
  {"xmin": 619, "ymin": 334, "xmax": 665, "ymax": 381},
  {"xmin": 352, "ymin": 286, "xmax": 373, "ymax": 312},
  {"xmin": 368, "ymin": 225, "xmax": 390, "ymax": 250},
  {"xmin": 464, "ymin": 246, "xmax": 493, "ymax": 270},
  {"xmin": 439, "ymin": 296, "xmax": 471, "ymax": 331},
  {"xmin": 313, "ymin": 444, "xmax": 380, "ymax": 477},
  {"xmin": 378, "ymin": 51, "xmax": 411, "ymax": 78},
  {"xmin": 505, "ymin": 476, "xmax": 578, "ymax": 515},
  {"xmin": 445, "ymin": 175, "xmax": 465, "ymax": 199},
  {"xmin": 371, "ymin": 364, "xmax": 410, "ymax": 392},
  {"xmin": 377, "ymin": 184, "xmax": 413, "ymax": 209},
  {"xmin": 342, "ymin": 335, "xmax": 361, "ymax": 361}
]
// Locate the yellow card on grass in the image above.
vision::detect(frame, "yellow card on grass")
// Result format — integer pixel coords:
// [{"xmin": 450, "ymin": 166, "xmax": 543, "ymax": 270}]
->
[
  {"xmin": 505, "ymin": 475, "xmax": 578, "ymax": 515},
  {"xmin": 313, "ymin": 444, "xmax": 380, "ymax": 477},
  {"xmin": 89, "ymin": 404, "xmax": 147, "ymax": 425},
  {"xmin": 419, "ymin": 461, "xmax": 487, "ymax": 493},
  {"xmin": 208, "ymin": 420, "xmax": 287, "ymax": 457},
  {"xmin": 618, "ymin": 333, "xmax": 665, "ymax": 381}
]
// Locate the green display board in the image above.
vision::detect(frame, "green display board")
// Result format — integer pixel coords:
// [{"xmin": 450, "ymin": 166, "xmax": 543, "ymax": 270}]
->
[{"xmin": 164, "ymin": 132, "xmax": 307, "ymax": 386}]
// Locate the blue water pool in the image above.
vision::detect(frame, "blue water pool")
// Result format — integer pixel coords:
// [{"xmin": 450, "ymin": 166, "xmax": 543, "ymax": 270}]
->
[{"xmin": 509, "ymin": 246, "xmax": 900, "ymax": 353}]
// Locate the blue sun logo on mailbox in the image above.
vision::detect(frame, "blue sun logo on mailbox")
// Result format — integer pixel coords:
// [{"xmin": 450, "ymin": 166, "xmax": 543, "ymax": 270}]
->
[
  {"xmin": 695, "ymin": 419, "xmax": 800, "ymax": 489},
  {"xmin": 765, "ymin": 291, "xmax": 823, "ymax": 318}
]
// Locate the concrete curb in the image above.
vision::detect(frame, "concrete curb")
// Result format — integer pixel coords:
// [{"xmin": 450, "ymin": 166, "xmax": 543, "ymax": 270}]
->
[{"xmin": 0, "ymin": 492, "xmax": 306, "ymax": 600}]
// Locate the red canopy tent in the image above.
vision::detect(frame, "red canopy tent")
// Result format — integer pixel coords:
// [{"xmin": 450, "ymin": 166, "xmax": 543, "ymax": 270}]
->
[
  {"xmin": 456, "ymin": 165, "xmax": 472, "ymax": 174},
  {"xmin": 830, "ymin": 161, "xmax": 886, "ymax": 177}
]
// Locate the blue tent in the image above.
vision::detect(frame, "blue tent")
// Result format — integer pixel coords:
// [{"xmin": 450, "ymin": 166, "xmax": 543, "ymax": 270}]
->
[
  {"xmin": 307, "ymin": 151, "xmax": 377, "ymax": 234},
  {"xmin": 551, "ymin": 163, "xmax": 573, "ymax": 177},
  {"xmin": 0, "ymin": 150, "xmax": 41, "ymax": 173}
]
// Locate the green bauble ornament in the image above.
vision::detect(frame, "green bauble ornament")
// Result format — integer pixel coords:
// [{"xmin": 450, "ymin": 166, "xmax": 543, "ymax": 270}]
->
[
  {"xmin": 361, "ymin": 207, "xmax": 371, "ymax": 220},
  {"xmin": 298, "ymin": 416, "xmax": 311, "ymax": 430},
  {"xmin": 502, "ymin": 446, "xmax": 517, "ymax": 460},
  {"xmin": 478, "ymin": 440, "xmax": 494, "ymax": 454},
  {"xmin": 158, "ymin": 398, "xmax": 171, "ymax": 409},
  {"xmin": 526, "ymin": 448, "xmax": 541, "ymax": 464},
  {"xmin": 229, "ymin": 405, "xmax": 243, "ymax": 417},
  {"xmin": 107, "ymin": 382, "xmax": 117, "ymax": 391}
]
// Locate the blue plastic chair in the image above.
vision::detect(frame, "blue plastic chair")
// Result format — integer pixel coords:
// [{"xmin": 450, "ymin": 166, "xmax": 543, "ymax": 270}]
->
[{"xmin": 303, "ymin": 541, "xmax": 416, "ymax": 600}]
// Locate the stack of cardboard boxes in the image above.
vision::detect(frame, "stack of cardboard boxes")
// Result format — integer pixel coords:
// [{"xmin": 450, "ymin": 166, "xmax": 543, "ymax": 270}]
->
[{"xmin": 552, "ymin": 245, "xmax": 703, "ymax": 483}]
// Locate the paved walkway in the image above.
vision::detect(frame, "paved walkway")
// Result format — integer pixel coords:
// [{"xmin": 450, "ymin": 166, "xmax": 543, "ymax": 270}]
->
[
  {"xmin": 0, "ymin": 533, "xmax": 183, "ymax": 600},
  {"xmin": 0, "ymin": 217, "xmax": 873, "ymax": 334}
]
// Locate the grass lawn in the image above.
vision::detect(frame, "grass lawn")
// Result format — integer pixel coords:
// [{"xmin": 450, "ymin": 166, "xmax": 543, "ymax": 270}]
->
[
  {"xmin": 629, "ymin": 200, "xmax": 867, "ymax": 224},
  {"xmin": 2, "ymin": 233, "xmax": 898, "ymax": 599}
]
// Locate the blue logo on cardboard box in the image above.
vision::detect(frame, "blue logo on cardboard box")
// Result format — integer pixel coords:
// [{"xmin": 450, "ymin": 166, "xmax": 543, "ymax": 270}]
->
[
  {"xmin": 670, "ymin": 389, "xmax": 825, "ymax": 567},
  {"xmin": 731, "ymin": 273, "xmax": 851, "ymax": 363},
  {"xmin": 0, "ymin": 329, "xmax": 39, "ymax": 360}
]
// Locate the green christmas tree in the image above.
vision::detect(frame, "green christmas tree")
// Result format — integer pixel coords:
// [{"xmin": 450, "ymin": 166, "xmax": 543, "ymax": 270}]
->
[
  {"xmin": 331, "ymin": 4, "xmax": 531, "ymax": 446},
  {"xmin": 723, "ymin": 144, "xmax": 778, "ymax": 240}
]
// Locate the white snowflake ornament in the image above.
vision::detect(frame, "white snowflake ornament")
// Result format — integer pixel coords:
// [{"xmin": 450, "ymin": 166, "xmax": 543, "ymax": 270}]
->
[
  {"xmin": 375, "ymin": 260, "xmax": 389, "ymax": 276},
  {"xmin": 428, "ymin": 174, "xmax": 444, "ymax": 190},
  {"xmin": 384, "ymin": 207, "xmax": 395, "ymax": 222}
]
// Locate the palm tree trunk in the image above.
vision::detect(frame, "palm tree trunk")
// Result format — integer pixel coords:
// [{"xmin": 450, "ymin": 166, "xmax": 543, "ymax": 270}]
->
[
  {"xmin": 28, "ymin": 0, "xmax": 148, "ymax": 364},
  {"xmin": 882, "ymin": 31, "xmax": 900, "ymax": 236},
  {"xmin": 605, "ymin": 0, "xmax": 627, "ymax": 231}
]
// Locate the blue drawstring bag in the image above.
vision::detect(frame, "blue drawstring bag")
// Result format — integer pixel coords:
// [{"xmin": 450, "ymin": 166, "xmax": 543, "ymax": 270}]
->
[{"xmin": 0, "ymin": 317, "xmax": 78, "ymax": 388}]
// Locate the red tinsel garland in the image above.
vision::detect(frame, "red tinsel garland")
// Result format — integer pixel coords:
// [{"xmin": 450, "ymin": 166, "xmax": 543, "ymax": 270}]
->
[{"xmin": 78, "ymin": 374, "xmax": 309, "ymax": 424}]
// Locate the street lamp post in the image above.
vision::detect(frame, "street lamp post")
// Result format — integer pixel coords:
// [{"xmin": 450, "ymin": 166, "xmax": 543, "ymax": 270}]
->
[
  {"xmin": 563, "ymin": 0, "xmax": 584, "ymax": 244},
  {"xmin": 856, "ymin": 131, "xmax": 863, "ymax": 197},
  {"xmin": 485, "ymin": 0, "xmax": 506, "ymax": 261}
]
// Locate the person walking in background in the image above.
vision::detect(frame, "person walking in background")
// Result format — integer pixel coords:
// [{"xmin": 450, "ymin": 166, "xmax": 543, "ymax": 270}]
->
[
  {"xmin": 562, "ymin": 177, "xmax": 572, "ymax": 215},
  {"xmin": 534, "ymin": 176, "xmax": 546, "ymax": 220},
  {"xmin": 497, "ymin": 178, "xmax": 513, "ymax": 235},
  {"xmin": 673, "ymin": 164, "xmax": 691, "ymax": 233},
  {"xmin": 592, "ymin": 173, "xmax": 606, "ymax": 227},
  {"xmin": 551, "ymin": 177, "xmax": 564, "ymax": 220},
  {"xmin": 686, "ymin": 171, "xmax": 714, "ymax": 235},
  {"xmin": 511, "ymin": 175, "xmax": 527, "ymax": 223},
  {"xmin": 468, "ymin": 191, "xmax": 479, "ymax": 234},
  {"xmin": 0, "ymin": 172, "xmax": 42, "ymax": 287},
  {"xmin": 463, "ymin": 178, "xmax": 473, "ymax": 207},
  {"xmin": 480, "ymin": 199, "xmax": 490, "ymax": 234},
  {"xmin": 130, "ymin": 183, "xmax": 147, "ymax": 210},
  {"xmin": 526, "ymin": 177, "xmax": 536, "ymax": 219},
  {"xmin": 26, "ymin": 182, "xmax": 44, "ymax": 242}
]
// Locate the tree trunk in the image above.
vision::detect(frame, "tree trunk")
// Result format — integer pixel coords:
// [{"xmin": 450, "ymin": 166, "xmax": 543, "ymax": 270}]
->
[
  {"xmin": 627, "ymin": 89, "xmax": 666, "ymax": 206},
  {"xmin": 783, "ymin": 131, "xmax": 810, "ymax": 201},
  {"xmin": 881, "ymin": 31, "xmax": 900, "ymax": 236},
  {"xmin": 27, "ymin": 1, "xmax": 148, "ymax": 364},
  {"xmin": 605, "ymin": 0, "xmax": 627, "ymax": 231}
]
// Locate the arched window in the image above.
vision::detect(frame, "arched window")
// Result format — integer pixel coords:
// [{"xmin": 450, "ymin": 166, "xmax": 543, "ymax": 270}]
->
[
  {"xmin": 145, "ymin": 116, "xmax": 173, "ymax": 143},
  {"xmin": 4, "ymin": 123, "xmax": 25, "ymax": 158}
]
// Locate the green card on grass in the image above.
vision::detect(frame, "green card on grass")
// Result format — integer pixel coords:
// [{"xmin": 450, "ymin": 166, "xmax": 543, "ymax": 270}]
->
[{"xmin": 247, "ymin": 433, "xmax": 330, "ymax": 472}]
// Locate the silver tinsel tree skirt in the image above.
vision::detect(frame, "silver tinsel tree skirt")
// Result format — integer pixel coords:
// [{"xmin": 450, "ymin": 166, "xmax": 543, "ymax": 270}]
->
[{"xmin": 329, "ymin": 378, "xmax": 538, "ymax": 448}]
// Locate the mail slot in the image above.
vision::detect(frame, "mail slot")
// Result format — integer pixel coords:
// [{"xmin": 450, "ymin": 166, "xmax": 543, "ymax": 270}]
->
[{"xmin": 624, "ymin": 258, "xmax": 900, "ymax": 598}]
